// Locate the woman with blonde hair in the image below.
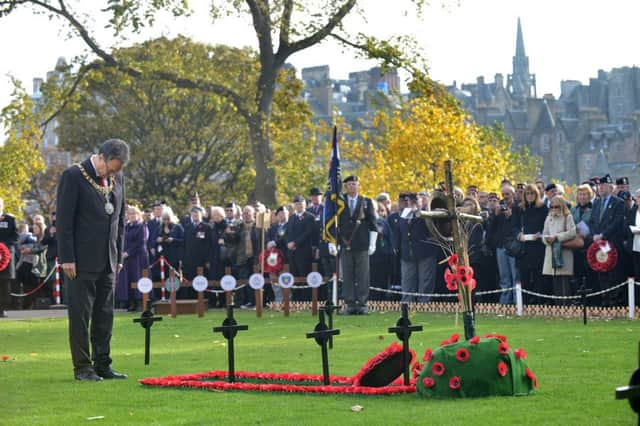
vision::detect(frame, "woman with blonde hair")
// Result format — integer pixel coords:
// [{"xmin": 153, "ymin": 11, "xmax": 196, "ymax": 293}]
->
[
  {"xmin": 513, "ymin": 184, "xmax": 548, "ymax": 304},
  {"xmin": 571, "ymin": 184, "xmax": 596, "ymax": 297},
  {"xmin": 116, "ymin": 205, "xmax": 149, "ymax": 311},
  {"xmin": 542, "ymin": 196, "xmax": 576, "ymax": 304}
]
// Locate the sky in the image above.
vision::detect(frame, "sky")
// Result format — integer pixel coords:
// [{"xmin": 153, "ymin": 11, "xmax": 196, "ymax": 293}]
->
[{"xmin": 1, "ymin": 0, "xmax": 639, "ymax": 115}]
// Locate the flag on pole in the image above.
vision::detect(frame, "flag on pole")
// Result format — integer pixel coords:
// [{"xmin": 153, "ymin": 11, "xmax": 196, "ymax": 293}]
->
[{"xmin": 323, "ymin": 126, "xmax": 345, "ymax": 244}]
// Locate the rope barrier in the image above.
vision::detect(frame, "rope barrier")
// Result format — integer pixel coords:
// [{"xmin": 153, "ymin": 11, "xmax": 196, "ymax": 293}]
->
[
  {"xmin": 53, "ymin": 258, "xmax": 61, "ymax": 305},
  {"xmin": 10, "ymin": 267, "xmax": 56, "ymax": 298}
]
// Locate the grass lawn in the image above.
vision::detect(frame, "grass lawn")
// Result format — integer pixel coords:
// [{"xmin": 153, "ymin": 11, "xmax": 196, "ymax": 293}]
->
[{"xmin": 0, "ymin": 309, "xmax": 636, "ymax": 425}]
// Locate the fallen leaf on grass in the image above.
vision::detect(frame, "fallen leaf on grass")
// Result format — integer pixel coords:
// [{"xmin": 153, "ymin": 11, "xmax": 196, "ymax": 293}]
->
[
  {"xmin": 1, "ymin": 355, "xmax": 9, "ymax": 361},
  {"xmin": 174, "ymin": 335, "xmax": 180, "ymax": 338},
  {"xmin": 351, "ymin": 405, "xmax": 363, "ymax": 412},
  {"xmin": 378, "ymin": 335, "xmax": 384, "ymax": 340}
]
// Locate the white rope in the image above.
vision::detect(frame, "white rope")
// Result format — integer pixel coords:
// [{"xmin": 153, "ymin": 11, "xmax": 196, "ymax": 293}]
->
[{"xmin": 10, "ymin": 267, "xmax": 56, "ymax": 297}]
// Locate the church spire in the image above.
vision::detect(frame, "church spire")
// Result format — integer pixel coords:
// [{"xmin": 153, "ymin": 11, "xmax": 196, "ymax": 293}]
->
[
  {"xmin": 515, "ymin": 17, "xmax": 526, "ymax": 58},
  {"xmin": 507, "ymin": 17, "xmax": 536, "ymax": 104}
]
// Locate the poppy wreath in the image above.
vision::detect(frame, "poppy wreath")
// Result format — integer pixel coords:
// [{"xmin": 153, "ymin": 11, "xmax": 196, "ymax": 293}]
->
[
  {"xmin": 586, "ymin": 240, "xmax": 618, "ymax": 273},
  {"xmin": 259, "ymin": 248, "xmax": 284, "ymax": 274},
  {"xmin": 0, "ymin": 242, "xmax": 10, "ymax": 272},
  {"xmin": 140, "ymin": 343, "xmax": 417, "ymax": 395}
]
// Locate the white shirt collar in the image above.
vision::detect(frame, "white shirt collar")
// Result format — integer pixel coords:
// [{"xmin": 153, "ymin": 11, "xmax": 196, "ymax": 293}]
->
[{"xmin": 89, "ymin": 155, "xmax": 100, "ymax": 178}]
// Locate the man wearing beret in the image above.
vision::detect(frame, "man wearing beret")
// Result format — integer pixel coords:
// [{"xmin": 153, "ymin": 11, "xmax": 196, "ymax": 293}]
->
[
  {"xmin": 182, "ymin": 206, "xmax": 213, "ymax": 298},
  {"xmin": 330, "ymin": 175, "xmax": 377, "ymax": 314},
  {"xmin": 587, "ymin": 174, "xmax": 626, "ymax": 306},
  {"xmin": 286, "ymin": 195, "xmax": 315, "ymax": 301}
]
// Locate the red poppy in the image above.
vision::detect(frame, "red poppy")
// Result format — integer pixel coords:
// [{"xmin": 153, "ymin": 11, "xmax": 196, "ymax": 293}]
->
[
  {"xmin": 456, "ymin": 348, "xmax": 470, "ymax": 362},
  {"xmin": 526, "ymin": 368, "xmax": 538, "ymax": 388},
  {"xmin": 449, "ymin": 376, "xmax": 461, "ymax": 390},
  {"xmin": 444, "ymin": 267, "xmax": 457, "ymax": 290},
  {"xmin": 422, "ymin": 377, "xmax": 435, "ymax": 388},
  {"xmin": 412, "ymin": 362, "xmax": 423, "ymax": 378},
  {"xmin": 514, "ymin": 348, "xmax": 527, "ymax": 360},
  {"xmin": 432, "ymin": 362, "xmax": 445, "ymax": 376},
  {"xmin": 496, "ymin": 334, "xmax": 508, "ymax": 343},
  {"xmin": 423, "ymin": 348, "xmax": 433, "ymax": 362},
  {"xmin": 497, "ymin": 361, "xmax": 508, "ymax": 377},
  {"xmin": 465, "ymin": 278, "xmax": 477, "ymax": 290},
  {"xmin": 498, "ymin": 342, "xmax": 510, "ymax": 355},
  {"xmin": 447, "ymin": 253, "xmax": 459, "ymax": 267},
  {"xmin": 469, "ymin": 336, "xmax": 480, "ymax": 344},
  {"xmin": 450, "ymin": 333, "xmax": 460, "ymax": 343},
  {"xmin": 446, "ymin": 280, "xmax": 458, "ymax": 291}
]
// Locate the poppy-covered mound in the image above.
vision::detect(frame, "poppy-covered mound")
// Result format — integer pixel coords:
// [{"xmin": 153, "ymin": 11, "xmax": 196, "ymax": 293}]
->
[{"xmin": 416, "ymin": 333, "xmax": 537, "ymax": 398}]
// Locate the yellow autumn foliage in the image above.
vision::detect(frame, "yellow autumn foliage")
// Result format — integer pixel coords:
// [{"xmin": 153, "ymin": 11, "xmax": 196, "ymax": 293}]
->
[{"xmin": 356, "ymin": 96, "xmax": 539, "ymax": 198}]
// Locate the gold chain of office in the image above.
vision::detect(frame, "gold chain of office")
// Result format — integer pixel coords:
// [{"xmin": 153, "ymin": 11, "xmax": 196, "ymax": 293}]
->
[{"xmin": 75, "ymin": 163, "xmax": 114, "ymax": 196}]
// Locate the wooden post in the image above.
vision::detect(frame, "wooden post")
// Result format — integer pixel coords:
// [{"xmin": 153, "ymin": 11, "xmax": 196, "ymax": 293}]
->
[
  {"xmin": 141, "ymin": 269, "xmax": 149, "ymax": 312},
  {"xmin": 169, "ymin": 268, "xmax": 177, "ymax": 318},
  {"xmin": 225, "ymin": 266, "xmax": 233, "ymax": 306},
  {"xmin": 254, "ymin": 265, "xmax": 262, "ymax": 318},
  {"xmin": 311, "ymin": 262, "xmax": 318, "ymax": 316},
  {"xmin": 196, "ymin": 266, "xmax": 205, "ymax": 317},
  {"xmin": 283, "ymin": 264, "xmax": 290, "ymax": 317}
]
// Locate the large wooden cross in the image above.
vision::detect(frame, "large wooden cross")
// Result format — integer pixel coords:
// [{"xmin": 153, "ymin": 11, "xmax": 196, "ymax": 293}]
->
[{"xmin": 417, "ymin": 160, "xmax": 483, "ymax": 339}]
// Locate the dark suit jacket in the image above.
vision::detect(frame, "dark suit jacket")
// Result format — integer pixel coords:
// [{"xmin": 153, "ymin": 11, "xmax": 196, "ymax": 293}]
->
[
  {"xmin": 588, "ymin": 194, "xmax": 625, "ymax": 248},
  {"xmin": 286, "ymin": 211, "xmax": 315, "ymax": 255},
  {"xmin": 393, "ymin": 213, "xmax": 437, "ymax": 262},
  {"xmin": 182, "ymin": 221, "xmax": 212, "ymax": 279},
  {"xmin": 56, "ymin": 158, "xmax": 125, "ymax": 275},
  {"xmin": 337, "ymin": 194, "xmax": 377, "ymax": 251}
]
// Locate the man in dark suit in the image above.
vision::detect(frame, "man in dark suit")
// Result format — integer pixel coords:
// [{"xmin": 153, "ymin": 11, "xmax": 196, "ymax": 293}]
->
[
  {"xmin": 182, "ymin": 206, "xmax": 213, "ymax": 298},
  {"xmin": 0, "ymin": 197, "xmax": 18, "ymax": 317},
  {"xmin": 332, "ymin": 175, "xmax": 377, "ymax": 314},
  {"xmin": 393, "ymin": 193, "xmax": 438, "ymax": 303},
  {"xmin": 287, "ymin": 195, "xmax": 315, "ymax": 301},
  {"xmin": 587, "ymin": 174, "xmax": 626, "ymax": 306},
  {"xmin": 56, "ymin": 139, "xmax": 129, "ymax": 381}
]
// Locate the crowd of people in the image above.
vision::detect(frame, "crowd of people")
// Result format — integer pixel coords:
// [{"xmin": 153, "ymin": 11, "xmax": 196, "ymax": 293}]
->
[{"xmin": 1, "ymin": 173, "xmax": 639, "ymax": 316}]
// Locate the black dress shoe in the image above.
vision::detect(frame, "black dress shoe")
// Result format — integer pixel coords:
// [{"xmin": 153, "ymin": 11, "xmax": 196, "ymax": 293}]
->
[
  {"xmin": 96, "ymin": 368, "xmax": 128, "ymax": 379},
  {"xmin": 75, "ymin": 369, "xmax": 103, "ymax": 381}
]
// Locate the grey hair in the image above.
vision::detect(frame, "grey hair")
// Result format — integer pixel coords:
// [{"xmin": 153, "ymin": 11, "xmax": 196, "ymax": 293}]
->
[{"xmin": 99, "ymin": 139, "xmax": 130, "ymax": 165}]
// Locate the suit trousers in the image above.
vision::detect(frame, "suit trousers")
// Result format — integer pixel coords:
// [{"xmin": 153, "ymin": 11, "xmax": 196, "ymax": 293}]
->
[
  {"xmin": 67, "ymin": 270, "xmax": 114, "ymax": 372},
  {"xmin": 340, "ymin": 249, "xmax": 370, "ymax": 307},
  {"xmin": 0, "ymin": 277, "xmax": 10, "ymax": 312},
  {"xmin": 400, "ymin": 257, "xmax": 436, "ymax": 303}
]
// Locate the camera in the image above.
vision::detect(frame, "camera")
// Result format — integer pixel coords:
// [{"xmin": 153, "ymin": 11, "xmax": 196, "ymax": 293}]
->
[{"xmin": 499, "ymin": 201, "xmax": 508, "ymax": 212}]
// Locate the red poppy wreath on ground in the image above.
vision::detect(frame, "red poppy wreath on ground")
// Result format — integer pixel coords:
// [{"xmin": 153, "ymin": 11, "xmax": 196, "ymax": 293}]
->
[
  {"xmin": 0, "ymin": 243, "xmax": 10, "ymax": 272},
  {"xmin": 586, "ymin": 240, "xmax": 617, "ymax": 273}
]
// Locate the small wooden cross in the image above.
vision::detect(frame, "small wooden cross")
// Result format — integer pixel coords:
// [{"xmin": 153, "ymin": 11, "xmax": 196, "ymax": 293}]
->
[
  {"xmin": 306, "ymin": 308, "xmax": 340, "ymax": 385},
  {"xmin": 212, "ymin": 304, "xmax": 249, "ymax": 383},
  {"xmin": 323, "ymin": 298, "xmax": 341, "ymax": 350},
  {"xmin": 388, "ymin": 303, "xmax": 423, "ymax": 385},
  {"xmin": 133, "ymin": 309, "xmax": 163, "ymax": 365},
  {"xmin": 576, "ymin": 277, "xmax": 592, "ymax": 325}
]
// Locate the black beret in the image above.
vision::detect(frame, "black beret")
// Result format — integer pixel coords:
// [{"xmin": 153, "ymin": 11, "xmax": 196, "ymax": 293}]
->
[
  {"xmin": 343, "ymin": 175, "xmax": 358, "ymax": 183},
  {"xmin": 293, "ymin": 195, "xmax": 305, "ymax": 203},
  {"xmin": 275, "ymin": 206, "xmax": 285, "ymax": 214},
  {"xmin": 151, "ymin": 200, "xmax": 163, "ymax": 207},
  {"xmin": 190, "ymin": 206, "xmax": 203, "ymax": 213},
  {"xmin": 599, "ymin": 174, "xmax": 613, "ymax": 184},
  {"xmin": 616, "ymin": 177, "xmax": 629, "ymax": 185},
  {"xmin": 545, "ymin": 183, "xmax": 557, "ymax": 192},
  {"xmin": 309, "ymin": 187, "xmax": 322, "ymax": 196}
]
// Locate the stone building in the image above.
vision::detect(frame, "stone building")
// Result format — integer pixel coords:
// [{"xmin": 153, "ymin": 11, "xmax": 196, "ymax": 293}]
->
[{"xmin": 446, "ymin": 19, "xmax": 640, "ymax": 188}]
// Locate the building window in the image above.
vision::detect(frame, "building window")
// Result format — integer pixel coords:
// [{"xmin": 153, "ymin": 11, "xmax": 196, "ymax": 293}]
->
[{"xmin": 540, "ymin": 135, "xmax": 550, "ymax": 153}]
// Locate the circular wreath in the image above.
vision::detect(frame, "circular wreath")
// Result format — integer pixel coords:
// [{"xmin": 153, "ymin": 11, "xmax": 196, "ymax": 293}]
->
[
  {"xmin": 259, "ymin": 248, "xmax": 284, "ymax": 274},
  {"xmin": 587, "ymin": 240, "xmax": 618, "ymax": 272},
  {"xmin": 0, "ymin": 242, "xmax": 10, "ymax": 272}
]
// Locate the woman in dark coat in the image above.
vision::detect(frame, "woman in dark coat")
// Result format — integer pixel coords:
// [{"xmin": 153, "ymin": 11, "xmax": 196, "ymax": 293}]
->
[
  {"xmin": 155, "ymin": 208, "xmax": 184, "ymax": 275},
  {"xmin": 513, "ymin": 184, "xmax": 548, "ymax": 304},
  {"xmin": 369, "ymin": 200, "xmax": 395, "ymax": 301},
  {"xmin": 571, "ymin": 184, "xmax": 597, "ymax": 302},
  {"xmin": 116, "ymin": 206, "xmax": 149, "ymax": 311}
]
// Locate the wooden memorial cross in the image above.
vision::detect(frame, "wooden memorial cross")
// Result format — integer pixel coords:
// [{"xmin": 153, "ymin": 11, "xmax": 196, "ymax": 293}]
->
[
  {"xmin": 387, "ymin": 303, "xmax": 423, "ymax": 385},
  {"xmin": 577, "ymin": 277, "xmax": 592, "ymax": 325},
  {"xmin": 311, "ymin": 263, "xmax": 319, "ymax": 316},
  {"xmin": 323, "ymin": 298, "xmax": 341, "ymax": 350},
  {"xmin": 213, "ymin": 305, "xmax": 249, "ymax": 383},
  {"xmin": 195, "ymin": 267, "xmax": 206, "ymax": 317},
  {"xmin": 133, "ymin": 309, "xmax": 163, "ymax": 365},
  {"xmin": 418, "ymin": 160, "xmax": 483, "ymax": 339},
  {"xmin": 140, "ymin": 269, "xmax": 150, "ymax": 311},
  {"xmin": 305, "ymin": 308, "xmax": 340, "ymax": 385}
]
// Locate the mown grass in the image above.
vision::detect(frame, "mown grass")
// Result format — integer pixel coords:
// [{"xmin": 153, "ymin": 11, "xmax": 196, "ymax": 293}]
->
[{"xmin": 0, "ymin": 309, "xmax": 636, "ymax": 425}]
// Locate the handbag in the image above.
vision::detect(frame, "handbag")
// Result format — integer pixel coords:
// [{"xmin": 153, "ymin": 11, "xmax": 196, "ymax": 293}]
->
[
  {"xmin": 560, "ymin": 216, "xmax": 584, "ymax": 250},
  {"xmin": 505, "ymin": 212, "xmax": 525, "ymax": 258}
]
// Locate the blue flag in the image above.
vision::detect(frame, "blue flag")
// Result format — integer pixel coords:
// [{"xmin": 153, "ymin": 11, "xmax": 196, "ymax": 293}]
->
[{"xmin": 323, "ymin": 126, "xmax": 345, "ymax": 244}]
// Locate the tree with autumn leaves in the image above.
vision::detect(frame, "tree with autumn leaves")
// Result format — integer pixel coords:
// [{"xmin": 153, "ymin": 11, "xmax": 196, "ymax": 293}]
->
[{"xmin": 353, "ymin": 96, "xmax": 540, "ymax": 197}]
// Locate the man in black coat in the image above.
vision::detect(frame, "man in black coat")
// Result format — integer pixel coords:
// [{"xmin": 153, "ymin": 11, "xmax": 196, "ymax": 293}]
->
[
  {"xmin": 182, "ymin": 206, "xmax": 213, "ymax": 298},
  {"xmin": 0, "ymin": 197, "xmax": 18, "ymax": 317},
  {"xmin": 287, "ymin": 195, "xmax": 315, "ymax": 301},
  {"xmin": 587, "ymin": 174, "xmax": 626, "ymax": 306},
  {"xmin": 331, "ymin": 175, "xmax": 377, "ymax": 314},
  {"xmin": 393, "ymin": 193, "xmax": 438, "ymax": 303},
  {"xmin": 56, "ymin": 139, "xmax": 129, "ymax": 381}
]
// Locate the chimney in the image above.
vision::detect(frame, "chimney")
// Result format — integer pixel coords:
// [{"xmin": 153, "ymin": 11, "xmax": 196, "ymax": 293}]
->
[
  {"xmin": 495, "ymin": 73, "xmax": 504, "ymax": 88},
  {"xmin": 33, "ymin": 78, "xmax": 43, "ymax": 95}
]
